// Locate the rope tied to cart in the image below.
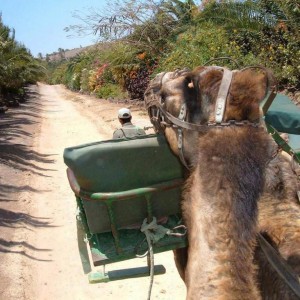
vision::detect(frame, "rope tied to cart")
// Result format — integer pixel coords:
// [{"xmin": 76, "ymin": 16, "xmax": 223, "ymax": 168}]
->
[
  {"xmin": 140, "ymin": 217, "xmax": 187, "ymax": 243},
  {"xmin": 137, "ymin": 217, "xmax": 187, "ymax": 258},
  {"xmin": 137, "ymin": 217, "xmax": 187, "ymax": 300}
]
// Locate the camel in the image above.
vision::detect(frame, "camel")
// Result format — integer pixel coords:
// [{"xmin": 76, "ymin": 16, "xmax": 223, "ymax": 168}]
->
[{"xmin": 144, "ymin": 66, "xmax": 300, "ymax": 299}]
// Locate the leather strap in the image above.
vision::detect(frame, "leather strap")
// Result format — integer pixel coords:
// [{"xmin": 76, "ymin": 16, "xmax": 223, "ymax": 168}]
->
[
  {"xmin": 177, "ymin": 104, "xmax": 190, "ymax": 169},
  {"xmin": 158, "ymin": 104, "xmax": 208, "ymax": 132},
  {"xmin": 258, "ymin": 233, "xmax": 300, "ymax": 298},
  {"xmin": 215, "ymin": 69, "xmax": 233, "ymax": 123},
  {"xmin": 262, "ymin": 91, "xmax": 277, "ymax": 115},
  {"xmin": 266, "ymin": 123, "xmax": 300, "ymax": 164}
]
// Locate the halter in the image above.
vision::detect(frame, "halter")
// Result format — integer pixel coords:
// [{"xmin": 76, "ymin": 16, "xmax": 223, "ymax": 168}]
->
[{"xmin": 146, "ymin": 66, "xmax": 274, "ymax": 169}]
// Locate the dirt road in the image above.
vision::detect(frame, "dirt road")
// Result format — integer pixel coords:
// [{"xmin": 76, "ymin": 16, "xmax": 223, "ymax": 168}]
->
[{"xmin": 0, "ymin": 84, "xmax": 186, "ymax": 300}]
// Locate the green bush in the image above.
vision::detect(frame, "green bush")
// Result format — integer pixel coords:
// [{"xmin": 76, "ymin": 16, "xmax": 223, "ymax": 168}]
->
[
  {"xmin": 80, "ymin": 68, "xmax": 91, "ymax": 93},
  {"xmin": 156, "ymin": 21, "xmax": 255, "ymax": 73},
  {"xmin": 198, "ymin": 0, "xmax": 300, "ymax": 90},
  {"xmin": 94, "ymin": 83, "xmax": 128, "ymax": 99},
  {"xmin": 50, "ymin": 64, "xmax": 68, "ymax": 85},
  {"xmin": 68, "ymin": 73, "xmax": 80, "ymax": 90}
]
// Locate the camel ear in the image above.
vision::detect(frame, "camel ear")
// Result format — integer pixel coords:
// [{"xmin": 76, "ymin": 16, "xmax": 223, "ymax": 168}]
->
[
  {"xmin": 253, "ymin": 72, "xmax": 269, "ymax": 103},
  {"xmin": 253, "ymin": 68, "xmax": 275, "ymax": 103},
  {"xmin": 226, "ymin": 69, "xmax": 275, "ymax": 121},
  {"xmin": 230, "ymin": 69, "xmax": 273, "ymax": 104}
]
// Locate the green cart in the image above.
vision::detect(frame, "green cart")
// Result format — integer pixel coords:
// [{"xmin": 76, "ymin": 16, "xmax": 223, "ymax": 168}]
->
[{"xmin": 64, "ymin": 133, "xmax": 188, "ymax": 283}]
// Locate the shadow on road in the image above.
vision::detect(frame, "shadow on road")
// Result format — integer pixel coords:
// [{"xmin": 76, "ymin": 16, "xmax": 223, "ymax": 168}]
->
[
  {"xmin": 0, "ymin": 143, "xmax": 56, "ymax": 175},
  {"xmin": 0, "ymin": 208, "xmax": 55, "ymax": 229},
  {"xmin": 0, "ymin": 86, "xmax": 58, "ymax": 262},
  {"xmin": 0, "ymin": 184, "xmax": 51, "ymax": 202},
  {"xmin": 0, "ymin": 87, "xmax": 55, "ymax": 177},
  {"xmin": 0, "ymin": 238, "xmax": 52, "ymax": 261},
  {"xmin": 0, "ymin": 207, "xmax": 55, "ymax": 261}
]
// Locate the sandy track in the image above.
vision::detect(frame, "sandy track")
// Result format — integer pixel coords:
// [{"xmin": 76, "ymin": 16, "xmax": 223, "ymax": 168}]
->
[{"xmin": 0, "ymin": 83, "xmax": 185, "ymax": 300}]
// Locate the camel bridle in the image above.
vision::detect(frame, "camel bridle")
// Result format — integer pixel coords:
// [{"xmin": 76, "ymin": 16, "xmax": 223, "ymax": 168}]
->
[{"xmin": 146, "ymin": 67, "xmax": 263, "ymax": 169}]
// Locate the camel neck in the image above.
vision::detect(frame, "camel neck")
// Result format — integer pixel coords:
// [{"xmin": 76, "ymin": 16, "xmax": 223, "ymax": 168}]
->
[{"xmin": 183, "ymin": 127, "xmax": 270, "ymax": 299}]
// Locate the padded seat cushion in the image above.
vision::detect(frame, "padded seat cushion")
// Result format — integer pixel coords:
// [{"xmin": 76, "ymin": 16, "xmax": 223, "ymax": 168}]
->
[{"xmin": 63, "ymin": 134, "xmax": 184, "ymax": 193}]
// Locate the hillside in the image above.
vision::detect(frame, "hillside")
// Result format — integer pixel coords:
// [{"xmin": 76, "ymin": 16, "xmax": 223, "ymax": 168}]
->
[{"xmin": 46, "ymin": 44, "xmax": 96, "ymax": 61}]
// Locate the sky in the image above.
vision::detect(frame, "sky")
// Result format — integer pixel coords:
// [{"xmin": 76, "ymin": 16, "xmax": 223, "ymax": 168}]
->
[{"xmin": 0, "ymin": 0, "xmax": 107, "ymax": 57}]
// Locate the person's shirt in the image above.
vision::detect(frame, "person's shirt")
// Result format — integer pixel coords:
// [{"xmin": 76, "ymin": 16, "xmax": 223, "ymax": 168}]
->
[{"xmin": 113, "ymin": 122, "xmax": 146, "ymax": 139}]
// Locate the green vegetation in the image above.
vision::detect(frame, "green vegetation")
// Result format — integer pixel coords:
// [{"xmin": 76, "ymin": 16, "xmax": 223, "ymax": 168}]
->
[
  {"xmin": 0, "ymin": 15, "xmax": 44, "ymax": 108},
  {"xmin": 47, "ymin": 0, "xmax": 300, "ymax": 100}
]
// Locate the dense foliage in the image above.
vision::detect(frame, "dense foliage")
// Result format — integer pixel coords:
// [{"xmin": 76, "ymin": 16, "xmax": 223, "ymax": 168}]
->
[
  {"xmin": 46, "ymin": 0, "xmax": 300, "ymax": 100},
  {"xmin": 0, "ymin": 15, "xmax": 44, "ymax": 107},
  {"xmin": 198, "ymin": 0, "xmax": 300, "ymax": 89}
]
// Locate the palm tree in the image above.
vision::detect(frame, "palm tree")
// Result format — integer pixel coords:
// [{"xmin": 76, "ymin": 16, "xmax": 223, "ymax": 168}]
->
[
  {"xmin": 198, "ymin": 0, "xmax": 299, "ymax": 34},
  {"xmin": 196, "ymin": 0, "xmax": 299, "ymax": 88},
  {"xmin": 0, "ymin": 15, "xmax": 44, "ymax": 99},
  {"xmin": 162, "ymin": 0, "xmax": 198, "ymax": 27}
]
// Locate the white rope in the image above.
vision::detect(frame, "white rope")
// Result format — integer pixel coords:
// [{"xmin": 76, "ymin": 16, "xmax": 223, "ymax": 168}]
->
[
  {"xmin": 139, "ymin": 217, "xmax": 187, "ymax": 300},
  {"xmin": 143, "ymin": 225, "xmax": 154, "ymax": 300},
  {"xmin": 140, "ymin": 217, "xmax": 163, "ymax": 300}
]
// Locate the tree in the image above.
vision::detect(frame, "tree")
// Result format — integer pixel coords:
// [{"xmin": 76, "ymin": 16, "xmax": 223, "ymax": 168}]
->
[
  {"xmin": 58, "ymin": 47, "xmax": 65, "ymax": 59},
  {"xmin": 195, "ymin": 0, "xmax": 300, "ymax": 89},
  {"xmin": 0, "ymin": 15, "xmax": 44, "ymax": 95},
  {"xmin": 65, "ymin": 0, "xmax": 200, "ymax": 55}
]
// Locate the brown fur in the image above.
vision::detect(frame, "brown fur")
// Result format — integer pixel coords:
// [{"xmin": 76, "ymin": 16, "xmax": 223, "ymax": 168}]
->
[
  {"xmin": 174, "ymin": 144, "xmax": 300, "ymax": 300},
  {"xmin": 255, "ymin": 152, "xmax": 300, "ymax": 299},
  {"xmin": 165, "ymin": 67, "xmax": 272, "ymax": 299},
  {"xmin": 182, "ymin": 127, "xmax": 272, "ymax": 299},
  {"xmin": 145, "ymin": 67, "xmax": 300, "ymax": 299}
]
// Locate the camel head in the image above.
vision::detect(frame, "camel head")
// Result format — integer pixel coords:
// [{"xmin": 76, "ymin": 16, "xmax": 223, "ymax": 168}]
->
[{"xmin": 145, "ymin": 66, "xmax": 273, "ymax": 168}]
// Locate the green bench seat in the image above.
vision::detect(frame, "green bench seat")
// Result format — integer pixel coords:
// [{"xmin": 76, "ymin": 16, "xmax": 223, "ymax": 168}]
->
[{"xmin": 63, "ymin": 134, "xmax": 184, "ymax": 234}]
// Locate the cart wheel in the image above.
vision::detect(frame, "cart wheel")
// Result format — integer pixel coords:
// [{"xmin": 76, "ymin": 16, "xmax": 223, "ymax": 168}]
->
[{"xmin": 77, "ymin": 218, "xmax": 92, "ymax": 274}]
